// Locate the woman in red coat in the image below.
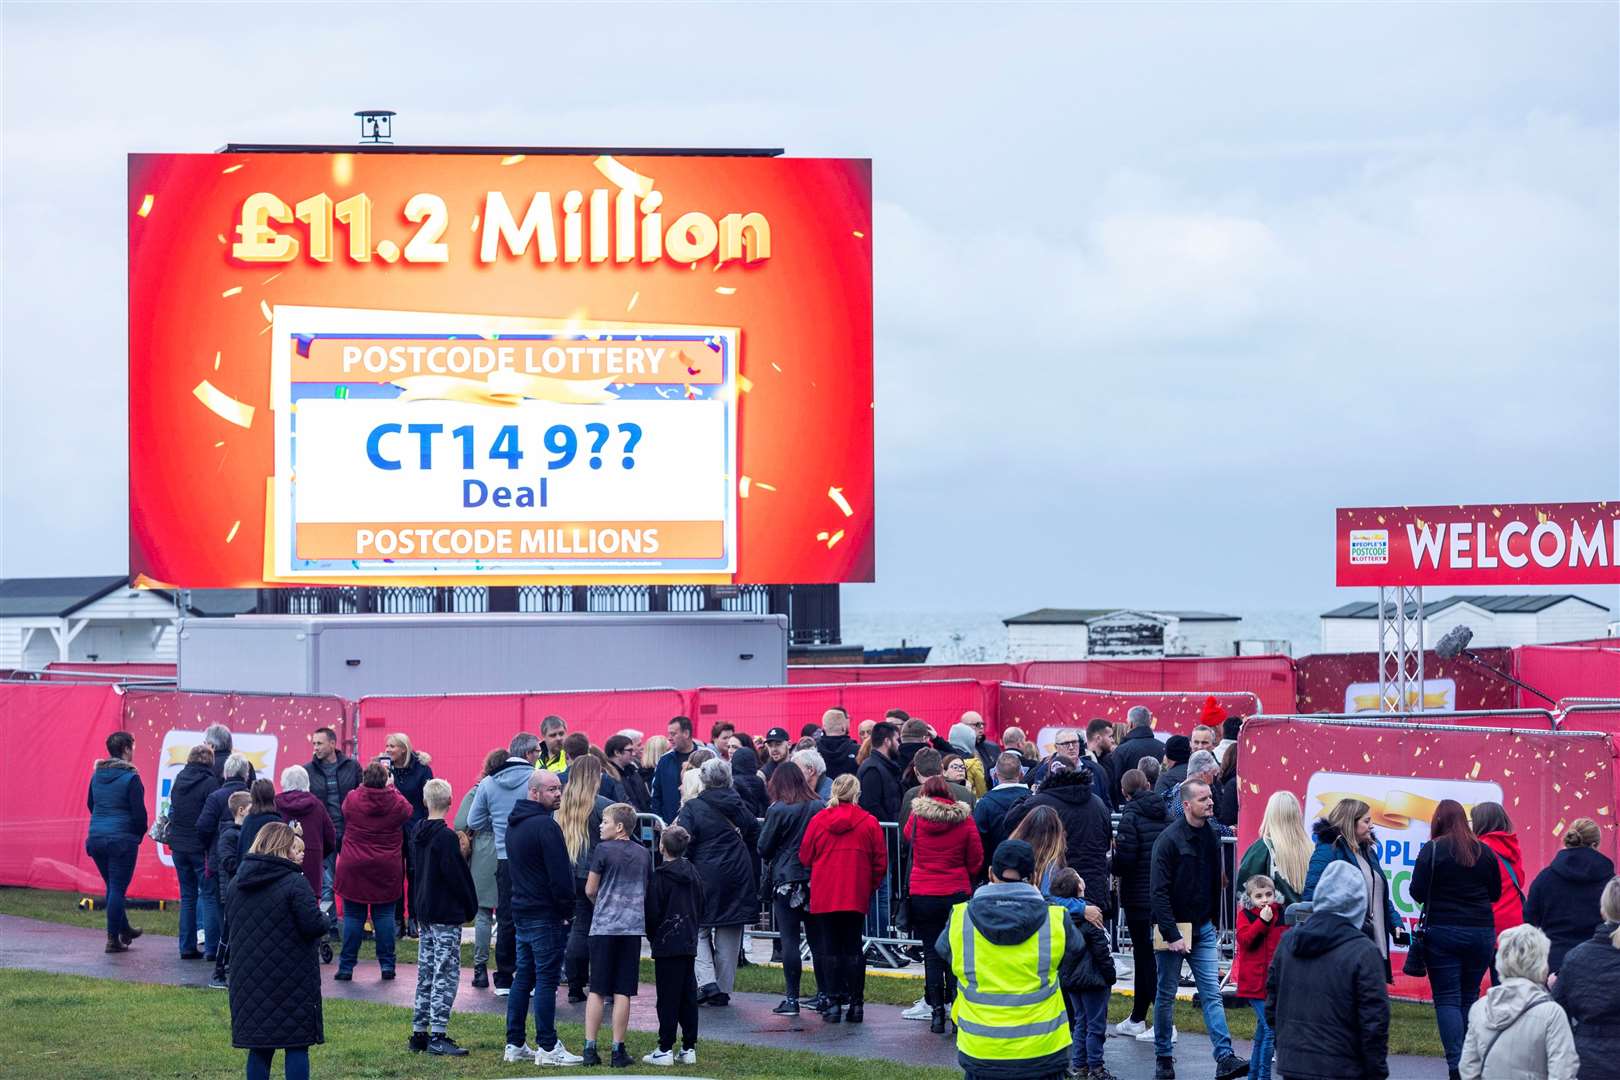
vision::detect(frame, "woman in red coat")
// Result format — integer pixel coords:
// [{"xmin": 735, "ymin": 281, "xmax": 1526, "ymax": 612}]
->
[
  {"xmin": 333, "ymin": 762, "xmax": 411, "ymax": 980},
  {"xmin": 1471, "ymin": 802, "xmax": 1526, "ymax": 981},
  {"xmin": 904, "ymin": 775, "xmax": 983, "ymax": 1033},
  {"xmin": 799, "ymin": 773, "xmax": 887, "ymax": 1024}
]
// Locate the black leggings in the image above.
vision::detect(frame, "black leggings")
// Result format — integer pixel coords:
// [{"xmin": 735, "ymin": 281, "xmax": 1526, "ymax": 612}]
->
[
  {"xmin": 653, "ymin": 955, "xmax": 699, "ymax": 1052},
  {"xmin": 816, "ymin": 910, "xmax": 867, "ymax": 1005},
  {"xmin": 773, "ymin": 893, "xmax": 809, "ymax": 999},
  {"xmin": 565, "ymin": 878, "xmax": 594, "ymax": 993},
  {"xmin": 1125, "ymin": 909, "xmax": 1156, "ymax": 1023},
  {"xmin": 909, "ymin": 892, "xmax": 967, "ymax": 1006}
]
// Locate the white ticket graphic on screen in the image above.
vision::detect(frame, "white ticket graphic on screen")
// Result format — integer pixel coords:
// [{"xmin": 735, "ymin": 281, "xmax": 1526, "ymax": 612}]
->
[{"xmin": 269, "ymin": 305, "xmax": 737, "ymax": 578}]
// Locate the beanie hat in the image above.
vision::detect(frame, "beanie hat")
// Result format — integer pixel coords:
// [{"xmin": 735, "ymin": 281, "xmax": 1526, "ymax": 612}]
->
[
  {"xmin": 1164, "ymin": 735, "xmax": 1192, "ymax": 764},
  {"xmin": 991, "ymin": 839, "xmax": 1036, "ymax": 882},
  {"xmin": 1198, "ymin": 695, "xmax": 1227, "ymax": 729}
]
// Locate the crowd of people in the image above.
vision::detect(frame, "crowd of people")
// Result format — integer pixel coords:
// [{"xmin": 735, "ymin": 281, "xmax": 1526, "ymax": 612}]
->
[{"xmin": 81, "ymin": 701, "xmax": 1620, "ymax": 1080}]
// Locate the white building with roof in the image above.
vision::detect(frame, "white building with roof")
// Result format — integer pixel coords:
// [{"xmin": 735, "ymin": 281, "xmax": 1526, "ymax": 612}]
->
[
  {"xmin": 1318, "ymin": 594, "xmax": 1611, "ymax": 653},
  {"xmin": 1003, "ymin": 607, "xmax": 1244, "ymax": 661},
  {"xmin": 0, "ymin": 576, "xmax": 257, "ymax": 669}
]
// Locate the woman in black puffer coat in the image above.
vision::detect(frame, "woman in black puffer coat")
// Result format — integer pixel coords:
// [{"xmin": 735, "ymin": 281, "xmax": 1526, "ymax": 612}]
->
[
  {"xmin": 674, "ymin": 758, "xmax": 761, "ymax": 1003},
  {"xmin": 227, "ymin": 822, "xmax": 326, "ymax": 1080},
  {"xmin": 166, "ymin": 744, "xmax": 221, "ymax": 960},
  {"xmin": 1000, "ymin": 759, "xmax": 1113, "ymax": 914},
  {"xmin": 757, "ymin": 760, "xmax": 825, "ymax": 1013},
  {"xmin": 1550, "ymin": 876, "xmax": 1620, "ymax": 1070},
  {"xmin": 1111, "ymin": 767, "xmax": 1170, "ymax": 1031}
]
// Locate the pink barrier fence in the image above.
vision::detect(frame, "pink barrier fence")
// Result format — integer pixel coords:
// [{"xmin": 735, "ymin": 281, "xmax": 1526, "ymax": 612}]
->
[
  {"xmin": 1022, "ymin": 656, "xmax": 1295, "ymax": 716},
  {"xmin": 355, "ymin": 689, "xmax": 690, "ymax": 799},
  {"xmin": 690, "ymin": 679, "xmax": 998, "ymax": 742},
  {"xmin": 1516, "ymin": 644, "xmax": 1620, "ymax": 710},
  {"xmin": 997, "ymin": 683, "xmax": 1261, "ymax": 745},
  {"xmin": 788, "ymin": 663, "xmax": 1021, "ymax": 684}
]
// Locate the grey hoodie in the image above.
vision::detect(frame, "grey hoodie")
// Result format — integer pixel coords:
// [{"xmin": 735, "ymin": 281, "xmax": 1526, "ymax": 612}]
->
[
  {"xmin": 466, "ymin": 759, "xmax": 534, "ymax": 860},
  {"xmin": 1458, "ymin": 977, "xmax": 1578, "ymax": 1080},
  {"xmin": 1313, "ymin": 859, "xmax": 1369, "ymax": 928}
]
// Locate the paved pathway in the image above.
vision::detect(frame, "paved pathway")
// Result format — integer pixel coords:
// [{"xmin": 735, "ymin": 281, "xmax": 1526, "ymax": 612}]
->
[{"xmin": 0, "ymin": 915, "xmax": 1448, "ymax": 1079}]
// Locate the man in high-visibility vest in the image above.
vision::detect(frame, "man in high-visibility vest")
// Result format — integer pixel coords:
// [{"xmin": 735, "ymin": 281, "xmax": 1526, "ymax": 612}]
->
[
  {"xmin": 933, "ymin": 839, "xmax": 1085, "ymax": 1080},
  {"xmin": 536, "ymin": 715, "xmax": 569, "ymax": 773}
]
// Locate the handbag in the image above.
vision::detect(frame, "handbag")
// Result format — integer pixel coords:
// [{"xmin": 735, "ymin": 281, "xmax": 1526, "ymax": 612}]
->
[
  {"xmin": 149, "ymin": 810, "xmax": 172, "ymax": 845},
  {"xmin": 1399, "ymin": 841, "xmax": 1438, "ymax": 977}
]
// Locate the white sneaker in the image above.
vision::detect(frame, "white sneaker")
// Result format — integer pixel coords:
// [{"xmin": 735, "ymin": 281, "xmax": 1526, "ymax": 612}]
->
[
  {"xmin": 643, "ymin": 1048, "xmax": 675, "ymax": 1066},
  {"xmin": 676, "ymin": 1048, "xmax": 697, "ymax": 1065},
  {"xmin": 535, "ymin": 1040, "xmax": 584, "ymax": 1066},
  {"xmin": 492, "ymin": 985, "xmax": 511, "ymax": 997},
  {"xmin": 1114, "ymin": 1017, "xmax": 1149, "ymax": 1038},
  {"xmin": 503, "ymin": 1043, "xmax": 537, "ymax": 1062},
  {"xmin": 1135, "ymin": 1025, "xmax": 1175, "ymax": 1043},
  {"xmin": 902, "ymin": 997, "xmax": 932, "ymax": 1020}
]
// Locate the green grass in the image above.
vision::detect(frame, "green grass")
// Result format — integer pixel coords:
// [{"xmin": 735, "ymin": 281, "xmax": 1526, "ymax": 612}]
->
[
  {"xmin": 0, "ymin": 969, "xmax": 959, "ymax": 1080},
  {"xmin": 0, "ymin": 886, "xmax": 1446, "ymax": 1057}
]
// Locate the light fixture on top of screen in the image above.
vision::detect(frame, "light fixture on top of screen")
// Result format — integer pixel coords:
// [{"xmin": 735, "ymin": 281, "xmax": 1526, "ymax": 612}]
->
[{"xmin": 355, "ymin": 110, "xmax": 395, "ymax": 145}]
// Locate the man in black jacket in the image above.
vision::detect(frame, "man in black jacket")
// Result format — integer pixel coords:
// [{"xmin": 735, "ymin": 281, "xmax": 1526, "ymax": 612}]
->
[
  {"xmin": 961, "ymin": 711, "xmax": 1001, "ymax": 783},
  {"xmin": 307, "ymin": 726, "xmax": 359, "ymax": 933},
  {"xmin": 1266, "ymin": 860, "xmax": 1390, "ymax": 1080},
  {"xmin": 1154, "ymin": 736, "xmax": 1192, "ymax": 795},
  {"xmin": 1000, "ymin": 760, "xmax": 1113, "ymax": 916},
  {"xmin": 814, "ymin": 709, "xmax": 859, "ymax": 781},
  {"xmin": 1148, "ymin": 779, "xmax": 1247, "ymax": 1080},
  {"xmin": 503, "ymin": 770, "xmax": 584, "ymax": 1066},
  {"xmin": 857, "ymin": 722, "xmax": 903, "ymax": 823},
  {"xmin": 603, "ymin": 735, "xmax": 651, "ymax": 814}
]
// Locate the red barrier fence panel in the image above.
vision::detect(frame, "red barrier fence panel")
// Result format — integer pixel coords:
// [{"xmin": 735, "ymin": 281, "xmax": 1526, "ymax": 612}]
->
[
  {"xmin": 1293, "ymin": 648, "xmax": 1517, "ymax": 714},
  {"xmin": 356, "ymin": 689, "xmax": 690, "ymax": 802},
  {"xmin": 121, "ymin": 689, "xmax": 349, "ymax": 901},
  {"xmin": 997, "ymin": 683, "xmax": 1261, "ymax": 748},
  {"xmin": 690, "ymin": 680, "xmax": 998, "ymax": 745},
  {"xmin": 1021, "ymin": 656, "xmax": 1295, "ymax": 716},
  {"xmin": 0, "ymin": 683, "xmax": 127, "ymax": 893},
  {"xmin": 42, "ymin": 661, "xmax": 177, "ymax": 682},
  {"xmin": 1558, "ymin": 703, "xmax": 1620, "ymax": 734},
  {"xmin": 1238, "ymin": 715, "xmax": 1618, "ymax": 1002},
  {"xmin": 1515, "ymin": 644, "xmax": 1620, "ymax": 710},
  {"xmin": 788, "ymin": 663, "xmax": 1022, "ymax": 685}
]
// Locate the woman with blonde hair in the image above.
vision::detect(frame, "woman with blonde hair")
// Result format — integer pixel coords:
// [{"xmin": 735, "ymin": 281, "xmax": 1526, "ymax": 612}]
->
[
  {"xmin": 1304, "ymin": 797, "xmax": 1407, "ymax": 980},
  {"xmin": 1457, "ymin": 923, "xmax": 1577, "ymax": 1080},
  {"xmin": 228, "ymin": 820, "xmax": 326, "ymax": 1080},
  {"xmin": 1551, "ymin": 876, "xmax": 1620, "ymax": 1068},
  {"xmin": 557, "ymin": 752, "xmax": 612, "ymax": 1003},
  {"xmin": 1525, "ymin": 817, "xmax": 1615, "ymax": 972},
  {"xmin": 1238, "ymin": 791, "xmax": 1312, "ymax": 906}
]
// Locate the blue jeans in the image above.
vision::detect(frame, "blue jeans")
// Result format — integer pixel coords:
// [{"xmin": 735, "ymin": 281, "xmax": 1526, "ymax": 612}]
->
[
  {"xmin": 174, "ymin": 850, "xmax": 218, "ymax": 956},
  {"xmin": 245, "ymin": 1047, "xmax": 307, "ymax": 1080},
  {"xmin": 1425, "ymin": 923, "xmax": 1494, "ymax": 1069},
  {"xmin": 1247, "ymin": 998, "xmax": 1274, "ymax": 1080},
  {"xmin": 507, "ymin": 916, "xmax": 566, "ymax": 1050},
  {"xmin": 1154, "ymin": 920, "xmax": 1232, "ymax": 1062},
  {"xmin": 1069, "ymin": 988, "xmax": 1109, "ymax": 1069},
  {"xmin": 85, "ymin": 834, "xmax": 138, "ymax": 938},
  {"xmin": 339, "ymin": 901, "xmax": 396, "ymax": 975}
]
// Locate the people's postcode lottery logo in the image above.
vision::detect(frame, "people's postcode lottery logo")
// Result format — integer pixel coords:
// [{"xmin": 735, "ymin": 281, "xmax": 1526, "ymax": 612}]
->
[{"xmin": 1349, "ymin": 529, "xmax": 1389, "ymax": 565}]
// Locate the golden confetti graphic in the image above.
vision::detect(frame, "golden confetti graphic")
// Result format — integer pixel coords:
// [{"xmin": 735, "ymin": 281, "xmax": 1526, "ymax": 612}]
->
[
  {"xmin": 214, "ymin": 441, "xmax": 224, "ymax": 448},
  {"xmin": 592, "ymin": 155, "xmax": 655, "ymax": 196},
  {"xmin": 770, "ymin": 362, "xmax": 782, "ymax": 373},
  {"xmin": 222, "ymin": 163, "xmax": 244, "ymax": 174},
  {"xmin": 755, "ymin": 481, "xmax": 777, "ymax": 492},
  {"xmin": 627, "ymin": 291, "xmax": 639, "ymax": 312},
  {"xmin": 853, "ymin": 230, "xmax": 865, "ymax": 238},
  {"xmin": 469, "ymin": 214, "xmax": 480, "ymax": 232},
  {"xmin": 501, "ymin": 154, "xmax": 526, "ymax": 166},
  {"xmin": 225, "ymin": 520, "xmax": 241, "ymax": 544},
  {"xmin": 332, "ymin": 154, "xmax": 354, "ymax": 185},
  {"xmin": 826, "ymin": 530, "xmax": 845, "ymax": 549},
  {"xmin": 192, "ymin": 380, "xmax": 256, "ymax": 429},
  {"xmin": 262, "ymin": 273, "xmax": 281, "ymax": 285},
  {"xmin": 737, "ymin": 373, "xmax": 753, "ymax": 393},
  {"xmin": 828, "ymin": 486, "xmax": 854, "ymax": 517},
  {"xmin": 213, "ymin": 351, "xmax": 221, "ymax": 371},
  {"xmin": 739, "ymin": 476, "xmax": 752, "ymax": 498},
  {"xmin": 222, "ymin": 286, "xmax": 243, "ymax": 299},
  {"xmin": 715, "ymin": 286, "xmax": 736, "ymax": 296},
  {"xmin": 259, "ymin": 299, "xmax": 274, "ymax": 323},
  {"xmin": 136, "ymin": 194, "xmax": 155, "ymax": 218}
]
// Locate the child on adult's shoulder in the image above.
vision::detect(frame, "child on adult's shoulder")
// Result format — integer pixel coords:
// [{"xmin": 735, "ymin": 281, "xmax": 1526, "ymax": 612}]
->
[
  {"xmin": 642, "ymin": 824, "xmax": 705, "ymax": 1067},
  {"xmin": 1050, "ymin": 868, "xmax": 1117, "ymax": 1080},
  {"xmin": 1235, "ymin": 874, "xmax": 1287, "ymax": 1080},
  {"xmin": 209, "ymin": 790, "xmax": 253, "ymax": 989},
  {"xmin": 407, "ymin": 778, "xmax": 479, "ymax": 1058}
]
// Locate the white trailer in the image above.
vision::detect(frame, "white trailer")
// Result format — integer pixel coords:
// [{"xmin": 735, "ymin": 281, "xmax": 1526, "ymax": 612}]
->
[{"xmin": 178, "ymin": 612, "xmax": 787, "ymax": 696}]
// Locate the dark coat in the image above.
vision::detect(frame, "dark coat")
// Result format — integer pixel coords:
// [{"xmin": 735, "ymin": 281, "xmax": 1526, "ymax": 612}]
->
[
  {"xmin": 971, "ymin": 782, "xmax": 1029, "ymax": 857},
  {"xmin": 1215, "ymin": 774, "xmax": 1239, "ymax": 828},
  {"xmin": 505, "ymin": 800, "xmax": 575, "ymax": 921},
  {"xmin": 410, "ymin": 818, "xmax": 479, "ymax": 927},
  {"xmin": 1550, "ymin": 922, "xmax": 1620, "ymax": 1068},
  {"xmin": 1113, "ymin": 786, "xmax": 1171, "ymax": 915},
  {"xmin": 226, "ymin": 853, "xmax": 326, "ymax": 1050},
  {"xmin": 86, "ymin": 759, "xmax": 147, "ymax": 839},
  {"xmin": 389, "ymin": 753, "xmax": 433, "ymax": 826},
  {"xmin": 215, "ymin": 822, "xmax": 243, "ymax": 900},
  {"xmin": 1265, "ymin": 911, "xmax": 1390, "ymax": 1080},
  {"xmin": 305, "ymin": 753, "xmax": 360, "ymax": 843},
  {"xmin": 1110, "ymin": 727, "xmax": 1161, "ymax": 784},
  {"xmin": 1153, "ymin": 761, "xmax": 1187, "ymax": 795},
  {"xmin": 1064, "ymin": 912, "xmax": 1117, "ymax": 993},
  {"xmin": 1150, "ymin": 814, "xmax": 1224, "ymax": 942},
  {"xmin": 165, "ymin": 762, "xmax": 220, "ymax": 855},
  {"xmin": 645, "ymin": 856, "xmax": 706, "ymax": 958},
  {"xmin": 1001, "ymin": 769, "xmax": 1113, "ymax": 912},
  {"xmin": 674, "ymin": 787, "xmax": 761, "ymax": 927},
  {"xmin": 1078, "ymin": 754, "xmax": 1114, "ymax": 812},
  {"xmin": 1525, "ymin": 846, "xmax": 1616, "ymax": 971},
  {"xmin": 275, "ymin": 790, "xmax": 336, "ymax": 898},
  {"xmin": 729, "ymin": 747, "xmax": 770, "ymax": 819},
  {"xmin": 197, "ymin": 777, "xmax": 248, "ymax": 873},
  {"xmin": 334, "ymin": 785, "xmax": 411, "ymax": 905},
  {"xmin": 649, "ymin": 747, "xmax": 693, "ymax": 823},
  {"xmin": 856, "ymin": 750, "xmax": 904, "ymax": 824},
  {"xmin": 973, "ymin": 737, "xmax": 1002, "ymax": 783},
  {"xmin": 758, "ymin": 797, "xmax": 822, "ymax": 887},
  {"xmin": 615, "ymin": 765, "xmax": 651, "ymax": 815},
  {"xmin": 239, "ymin": 812, "xmax": 282, "ymax": 862},
  {"xmin": 815, "ymin": 733, "xmax": 860, "ymax": 781},
  {"xmin": 1410, "ymin": 836, "xmax": 1500, "ymax": 929}
]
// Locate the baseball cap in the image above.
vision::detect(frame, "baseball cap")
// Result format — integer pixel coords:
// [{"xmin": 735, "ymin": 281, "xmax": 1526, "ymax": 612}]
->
[
  {"xmin": 991, "ymin": 839, "xmax": 1036, "ymax": 882},
  {"xmin": 765, "ymin": 727, "xmax": 791, "ymax": 743}
]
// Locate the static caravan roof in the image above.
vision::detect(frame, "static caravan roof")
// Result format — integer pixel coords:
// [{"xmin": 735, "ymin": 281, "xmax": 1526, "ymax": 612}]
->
[
  {"xmin": 1321, "ymin": 594, "xmax": 1610, "ymax": 619},
  {"xmin": 1004, "ymin": 607, "xmax": 1240, "ymax": 626}
]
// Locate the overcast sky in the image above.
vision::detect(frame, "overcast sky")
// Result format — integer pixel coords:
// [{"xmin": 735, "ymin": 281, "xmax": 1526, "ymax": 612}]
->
[{"xmin": 2, "ymin": 3, "xmax": 1616, "ymax": 617}]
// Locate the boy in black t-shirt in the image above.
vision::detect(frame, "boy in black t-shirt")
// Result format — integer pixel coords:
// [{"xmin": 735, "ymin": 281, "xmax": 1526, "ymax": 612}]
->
[{"xmin": 581, "ymin": 803, "xmax": 652, "ymax": 1068}]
